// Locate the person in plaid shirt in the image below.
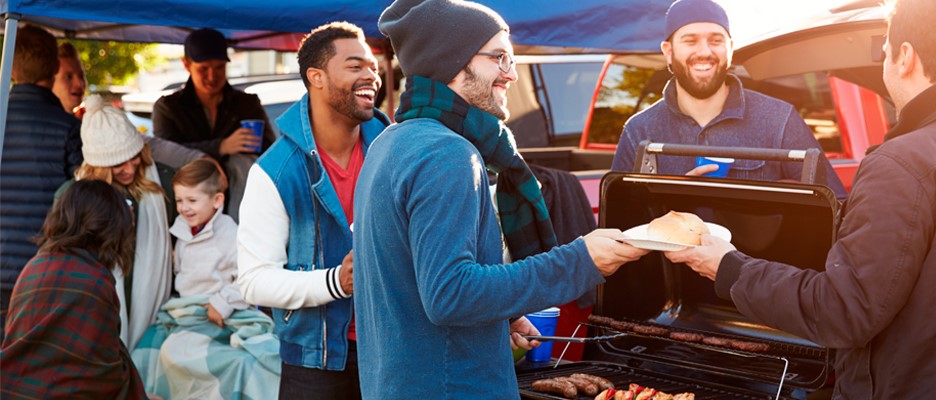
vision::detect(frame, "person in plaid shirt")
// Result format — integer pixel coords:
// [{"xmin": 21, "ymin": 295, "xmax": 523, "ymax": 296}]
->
[{"xmin": 1, "ymin": 180, "xmax": 148, "ymax": 399}]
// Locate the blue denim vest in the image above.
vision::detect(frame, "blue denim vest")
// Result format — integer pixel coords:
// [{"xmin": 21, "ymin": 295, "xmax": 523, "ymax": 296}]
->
[{"xmin": 258, "ymin": 94, "xmax": 388, "ymax": 370}]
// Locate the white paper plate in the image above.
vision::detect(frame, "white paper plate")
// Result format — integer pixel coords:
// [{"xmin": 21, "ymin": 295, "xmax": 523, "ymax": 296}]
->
[{"xmin": 620, "ymin": 222, "xmax": 732, "ymax": 251}]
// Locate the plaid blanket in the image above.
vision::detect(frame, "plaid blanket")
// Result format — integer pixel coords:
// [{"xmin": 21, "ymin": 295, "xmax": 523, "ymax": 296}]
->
[{"xmin": 131, "ymin": 295, "xmax": 281, "ymax": 399}]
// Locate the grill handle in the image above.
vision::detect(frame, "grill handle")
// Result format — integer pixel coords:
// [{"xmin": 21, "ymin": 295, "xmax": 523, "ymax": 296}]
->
[{"xmin": 633, "ymin": 140, "xmax": 824, "ymax": 184}]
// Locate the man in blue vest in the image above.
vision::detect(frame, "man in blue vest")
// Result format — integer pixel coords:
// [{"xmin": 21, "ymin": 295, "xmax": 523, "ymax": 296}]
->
[{"xmin": 236, "ymin": 22, "xmax": 388, "ymax": 400}]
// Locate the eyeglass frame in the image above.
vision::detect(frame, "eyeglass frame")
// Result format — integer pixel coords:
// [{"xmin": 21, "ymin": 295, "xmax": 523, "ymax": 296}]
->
[{"xmin": 476, "ymin": 52, "xmax": 516, "ymax": 73}]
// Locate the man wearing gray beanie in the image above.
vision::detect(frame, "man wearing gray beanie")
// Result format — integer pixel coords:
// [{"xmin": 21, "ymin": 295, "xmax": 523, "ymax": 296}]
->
[
  {"xmin": 353, "ymin": 0, "xmax": 649, "ymax": 398},
  {"xmin": 610, "ymin": 0, "xmax": 847, "ymax": 201}
]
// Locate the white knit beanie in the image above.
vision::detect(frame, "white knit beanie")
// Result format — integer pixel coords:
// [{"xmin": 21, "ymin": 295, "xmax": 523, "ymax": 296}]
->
[{"xmin": 80, "ymin": 95, "xmax": 145, "ymax": 167}]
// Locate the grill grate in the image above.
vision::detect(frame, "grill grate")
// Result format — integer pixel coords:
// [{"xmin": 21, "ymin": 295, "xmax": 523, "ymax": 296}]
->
[
  {"xmin": 517, "ymin": 362, "xmax": 775, "ymax": 400},
  {"xmin": 583, "ymin": 320, "xmax": 828, "ymax": 388}
]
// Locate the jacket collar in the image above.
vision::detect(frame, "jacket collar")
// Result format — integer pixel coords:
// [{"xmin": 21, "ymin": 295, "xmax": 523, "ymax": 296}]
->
[
  {"xmin": 169, "ymin": 206, "xmax": 224, "ymax": 242},
  {"xmin": 867, "ymin": 84, "xmax": 936, "ymax": 154},
  {"xmin": 275, "ymin": 93, "xmax": 391, "ymax": 155},
  {"xmin": 12, "ymin": 83, "xmax": 65, "ymax": 108},
  {"xmin": 663, "ymin": 73, "xmax": 746, "ymax": 123},
  {"xmin": 886, "ymin": 84, "xmax": 936, "ymax": 141}
]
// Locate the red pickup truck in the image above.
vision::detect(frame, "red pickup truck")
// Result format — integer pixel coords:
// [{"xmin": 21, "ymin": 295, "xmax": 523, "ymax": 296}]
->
[{"xmin": 515, "ymin": 3, "xmax": 890, "ymax": 215}]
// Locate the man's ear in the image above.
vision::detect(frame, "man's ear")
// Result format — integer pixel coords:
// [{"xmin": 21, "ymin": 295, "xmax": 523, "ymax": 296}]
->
[
  {"xmin": 182, "ymin": 57, "xmax": 192, "ymax": 72},
  {"xmin": 661, "ymin": 41, "xmax": 674, "ymax": 66},
  {"xmin": 306, "ymin": 68, "xmax": 325, "ymax": 89},
  {"xmin": 898, "ymin": 42, "xmax": 917, "ymax": 78}
]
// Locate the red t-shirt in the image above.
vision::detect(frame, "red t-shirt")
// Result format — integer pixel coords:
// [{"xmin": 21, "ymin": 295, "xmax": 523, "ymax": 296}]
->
[{"xmin": 318, "ymin": 138, "xmax": 364, "ymax": 341}]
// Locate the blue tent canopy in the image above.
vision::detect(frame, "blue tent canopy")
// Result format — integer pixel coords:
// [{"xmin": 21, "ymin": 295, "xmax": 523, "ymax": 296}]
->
[{"xmin": 1, "ymin": 0, "xmax": 670, "ymax": 53}]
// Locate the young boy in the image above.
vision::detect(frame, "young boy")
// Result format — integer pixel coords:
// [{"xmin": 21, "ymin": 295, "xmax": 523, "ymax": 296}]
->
[
  {"xmin": 170, "ymin": 158, "xmax": 247, "ymax": 326},
  {"xmin": 133, "ymin": 158, "xmax": 280, "ymax": 400}
]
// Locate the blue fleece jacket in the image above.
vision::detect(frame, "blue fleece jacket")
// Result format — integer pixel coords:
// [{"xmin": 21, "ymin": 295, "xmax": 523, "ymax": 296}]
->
[
  {"xmin": 353, "ymin": 118, "xmax": 604, "ymax": 399},
  {"xmin": 612, "ymin": 75, "xmax": 847, "ymax": 200}
]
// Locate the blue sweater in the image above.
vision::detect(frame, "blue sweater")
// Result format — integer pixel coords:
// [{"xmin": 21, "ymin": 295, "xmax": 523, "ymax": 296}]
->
[
  {"xmin": 612, "ymin": 75, "xmax": 847, "ymax": 200},
  {"xmin": 353, "ymin": 119, "xmax": 604, "ymax": 399}
]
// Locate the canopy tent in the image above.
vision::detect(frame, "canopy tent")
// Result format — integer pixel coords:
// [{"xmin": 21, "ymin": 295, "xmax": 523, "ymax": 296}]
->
[
  {"xmin": 0, "ymin": 0, "xmax": 671, "ymax": 158},
  {"xmin": 1, "ymin": 0, "xmax": 669, "ymax": 52}
]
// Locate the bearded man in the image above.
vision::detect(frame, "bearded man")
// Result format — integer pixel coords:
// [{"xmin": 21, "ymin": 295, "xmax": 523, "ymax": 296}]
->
[
  {"xmin": 236, "ymin": 22, "xmax": 389, "ymax": 400},
  {"xmin": 352, "ymin": 0, "xmax": 650, "ymax": 397},
  {"xmin": 611, "ymin": 0, "xmax": 847, "ymax": 200}
]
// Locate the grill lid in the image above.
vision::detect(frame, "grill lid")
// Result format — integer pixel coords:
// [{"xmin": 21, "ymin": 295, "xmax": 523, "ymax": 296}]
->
[{"xmin": 592, "ymin": 172, "xmax": 839, "ymax": 391}]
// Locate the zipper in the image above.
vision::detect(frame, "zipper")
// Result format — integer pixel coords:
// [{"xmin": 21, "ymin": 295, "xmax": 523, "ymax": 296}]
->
[
  {"xmin": 282, "ymin": 265, "xmax": 307, "ymax": 322},
  {"xmin": 304, "ymin": 148, "xmax": 329, "ymax": 368}
]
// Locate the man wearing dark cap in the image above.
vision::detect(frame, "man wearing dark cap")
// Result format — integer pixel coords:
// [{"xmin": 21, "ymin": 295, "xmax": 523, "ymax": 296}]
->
[
  {"xmin": 665, "ymin": 0, "xmax": 936, "ymax": 396},
  {"xmin": 611, "ymin": 0, "xmax": 847, "ymax": 200},
  {"xmin": 152, "ymin": 28, "xmax": 275, "ymax": 221},
  {"xmin": 353, "ymin": 0, "xmax": 648, "ymax": 398}
]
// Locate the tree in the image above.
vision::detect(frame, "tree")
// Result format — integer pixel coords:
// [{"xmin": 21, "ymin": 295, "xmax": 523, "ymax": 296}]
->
[{"xmin": 68, "ymin": 40, "xmax": 164, "ymax": 88}]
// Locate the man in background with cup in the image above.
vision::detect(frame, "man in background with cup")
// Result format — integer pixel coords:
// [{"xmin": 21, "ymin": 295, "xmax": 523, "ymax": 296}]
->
[
  {"xmin": 353, "ymin": 1, "xmax": 649, "ymax": 398},
  {"xmin": 237, "ymin": 22, "xmax": 389, "ymax": 400},
  {"xmin": 153, "ymin": 28, "xmax": 275, "ymax": 221},
  {"xmin": 610, "ymin": 0, "xmax": 847, "ymax": 200}
]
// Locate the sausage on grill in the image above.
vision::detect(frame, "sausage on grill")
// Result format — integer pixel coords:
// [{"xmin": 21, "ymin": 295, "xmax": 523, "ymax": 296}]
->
[
  {"xmin": 729, "ymin": 340, "xmax": 770, "ymax": 352},
  {"xmin": 559, "ymin": 376, "xmax": 598, "ymax": 396},
  {"xmin": 669, "ymin": 332, "xmax": 704, "ymax": 342},
  {"xmin": 571, "ymin": 373, "xmax": 614, "ymax": 391},
  {"xmin": 532, "ymin": 378, "xmax": 577, "ymax": 399}
]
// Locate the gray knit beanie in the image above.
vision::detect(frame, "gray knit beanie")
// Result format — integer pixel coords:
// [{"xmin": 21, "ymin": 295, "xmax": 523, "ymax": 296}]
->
[
  {"xmin": 378, "ymin": 0, "xmax": 509, "ymax": 83},
  {"xmin": 80, "ymin": 94, "xmax": 144, "ymax": 167}
]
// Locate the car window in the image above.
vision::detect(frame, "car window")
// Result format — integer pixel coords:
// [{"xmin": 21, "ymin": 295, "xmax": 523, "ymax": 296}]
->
[
  {"xmin": 588, "ymin": 63, "xmax": 660, "ymax": 145},
  {"xmin": 533, "ymin": 62, "xmax": 604, "ymax": 136}
]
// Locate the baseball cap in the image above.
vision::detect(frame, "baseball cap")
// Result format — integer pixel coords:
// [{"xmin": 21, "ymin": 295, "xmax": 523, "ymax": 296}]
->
[{"xmin": 184, "ymin": 28, "xmax": 231, "ymax": 62}]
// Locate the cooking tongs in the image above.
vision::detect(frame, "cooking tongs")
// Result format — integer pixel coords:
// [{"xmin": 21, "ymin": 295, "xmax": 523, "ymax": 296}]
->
[{"xmin": 522, "ymin": 333, "xmax": 627, "ymax": 343}]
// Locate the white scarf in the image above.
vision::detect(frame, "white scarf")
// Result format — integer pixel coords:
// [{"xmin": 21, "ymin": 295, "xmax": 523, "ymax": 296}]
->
[{"xmin": 114, "ymin": 163, "xmax": 173, "ymax": 350}]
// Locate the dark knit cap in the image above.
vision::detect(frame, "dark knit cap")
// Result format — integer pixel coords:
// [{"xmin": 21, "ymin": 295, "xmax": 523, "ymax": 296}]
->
[
  {"xmin": 664, "ymin": 0, "xmax": 731, "ymax": 40},
  {"xmin": 378, "ymin": 0, "xmax": 508, "ymax": 83},
  {"xmin": 184, "ymin": 28, "xmax": 230, "ymax": 62}
]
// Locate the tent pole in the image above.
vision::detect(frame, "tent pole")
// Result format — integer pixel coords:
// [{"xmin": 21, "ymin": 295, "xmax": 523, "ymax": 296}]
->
[{"xmin": 0, "ymin": 14, "xmax": 21, "ymax": 163}]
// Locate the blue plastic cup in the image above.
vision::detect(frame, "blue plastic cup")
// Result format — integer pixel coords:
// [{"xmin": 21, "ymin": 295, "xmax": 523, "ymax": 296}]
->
[
  {"xmin": 695, "ymin": 156, "xmax": 734, "ymax": 177},
  {"xmin": 525, "ymin": 307, "xmax": 560, "ymax": 362},
  {"xmin": 240, "ymin": 119, "xmax": 265, "ymax": 153}
]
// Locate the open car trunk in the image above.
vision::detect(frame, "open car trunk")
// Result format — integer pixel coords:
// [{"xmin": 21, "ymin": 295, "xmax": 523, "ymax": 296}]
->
[{"xmin": 518, "ymin": 166, "xmax": 840, "ymax": 399}]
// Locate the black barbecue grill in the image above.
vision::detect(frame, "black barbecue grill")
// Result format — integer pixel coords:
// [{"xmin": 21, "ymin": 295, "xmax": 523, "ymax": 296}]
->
[{"xmin": 517, "ymin": 143, "xmax": 840, "ymax": 400}]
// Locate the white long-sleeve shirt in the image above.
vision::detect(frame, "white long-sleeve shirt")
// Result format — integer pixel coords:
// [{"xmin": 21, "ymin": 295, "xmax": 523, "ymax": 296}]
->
[{"xmin": 236, "ymin": 164, "xmax": 349, "ymax": 310}]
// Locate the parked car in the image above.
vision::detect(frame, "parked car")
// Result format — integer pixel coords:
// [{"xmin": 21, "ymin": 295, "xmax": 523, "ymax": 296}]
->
[{"xmin": 516, "ymin": 2, "xmax": 889, "ymax": 215}]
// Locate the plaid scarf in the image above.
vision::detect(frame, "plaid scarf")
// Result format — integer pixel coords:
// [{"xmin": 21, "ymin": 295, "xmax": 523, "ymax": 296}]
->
[{"xmin": 396, "ymin": 76, "xmax": 557, "ymax": 260}]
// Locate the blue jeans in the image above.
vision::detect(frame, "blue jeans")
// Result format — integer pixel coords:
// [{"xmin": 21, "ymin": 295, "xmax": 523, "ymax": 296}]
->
[{"xmin": 278, "ymin": 340, "xmax": 361, "ymax": 400}]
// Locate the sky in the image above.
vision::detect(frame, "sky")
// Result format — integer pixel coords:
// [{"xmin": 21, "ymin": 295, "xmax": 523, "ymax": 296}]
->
[{"xmin": 716, "ymin": 0, "xmax": 847, "ymax": 42}]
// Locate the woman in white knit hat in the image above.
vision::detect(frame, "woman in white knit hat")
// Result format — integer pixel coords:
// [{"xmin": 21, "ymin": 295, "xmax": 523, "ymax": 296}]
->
[{"xmin": 55, "ymin": 94, "xmax": 174, "ymax": 352}]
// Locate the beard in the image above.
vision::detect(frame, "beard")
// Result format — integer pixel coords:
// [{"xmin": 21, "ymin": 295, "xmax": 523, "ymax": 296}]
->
[
  {"xmin": 462, "ymin": 64, "xmax": 509, "ymax": 121},
  {"xmin": 327, "ymin": 79, "xmax": 375, "ymax": 122},
  {"xmin": 670, "ymin": 54, "xmax": 729, "ymax": 100}
]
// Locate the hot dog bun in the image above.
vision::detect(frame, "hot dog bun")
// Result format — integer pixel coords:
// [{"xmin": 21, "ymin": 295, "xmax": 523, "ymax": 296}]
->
[{"xmin": 647, "ymin": 211, "xmax": 709, "ymax": 245}]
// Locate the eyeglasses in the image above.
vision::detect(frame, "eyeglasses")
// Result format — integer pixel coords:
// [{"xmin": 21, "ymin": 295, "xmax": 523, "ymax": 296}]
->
[{"xmin": 476, "ymin": 52, "xmax": 516, "ymax": 73}]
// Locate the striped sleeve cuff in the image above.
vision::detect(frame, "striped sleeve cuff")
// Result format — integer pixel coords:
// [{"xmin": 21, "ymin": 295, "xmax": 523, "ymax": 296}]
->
[{"xmin": 327, "ymin": 264, "xmax": 351, "ymax": 300}]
